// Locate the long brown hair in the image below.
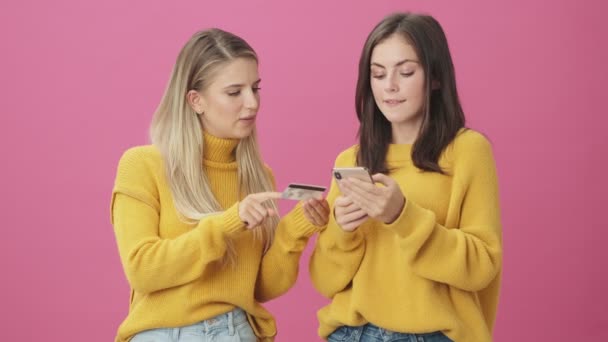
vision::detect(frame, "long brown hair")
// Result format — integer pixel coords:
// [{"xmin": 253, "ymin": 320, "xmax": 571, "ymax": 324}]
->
[{"xmin": 356, "ymin": 13, "xmax": 466, "ymax": 174}]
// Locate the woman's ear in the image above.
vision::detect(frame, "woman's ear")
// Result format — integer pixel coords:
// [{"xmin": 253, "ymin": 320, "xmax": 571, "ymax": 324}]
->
[
  {"xmin": 431, "ymin": 80, "xmax": 440, "ymax": 90},
  {"xmin": 187, "ymin": 90, "xmax": 205, "ymax": 115}
]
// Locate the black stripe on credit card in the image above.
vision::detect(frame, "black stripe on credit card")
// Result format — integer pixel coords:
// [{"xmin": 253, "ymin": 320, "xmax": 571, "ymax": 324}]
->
[{"xmin": 287, "ymin": 184, "xmax": 326, "ymax": 192}]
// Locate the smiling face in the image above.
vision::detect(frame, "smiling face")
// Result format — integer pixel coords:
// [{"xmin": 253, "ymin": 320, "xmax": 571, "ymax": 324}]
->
[
  {"xmin": 188, "ymin": 57, "xmax": 261, "ymax": 139},
  {"xmin": 370, "ymin": 33, "xmax": 427, "ymax": 137}
]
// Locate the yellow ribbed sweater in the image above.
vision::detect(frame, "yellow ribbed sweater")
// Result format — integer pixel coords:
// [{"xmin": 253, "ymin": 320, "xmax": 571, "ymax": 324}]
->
[
  {"xmin": 111, "ymin": 133, "xmax": 320, "ymax": 342},
  {"xmin": 309, "ymin": 129, "xmax": 502, "ymax": 342}
]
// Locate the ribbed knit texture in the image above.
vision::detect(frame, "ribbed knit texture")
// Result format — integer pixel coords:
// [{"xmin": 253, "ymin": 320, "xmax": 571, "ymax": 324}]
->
[
  {"xmin": 111, "ymin": 132, "xmax": 322, "ymax": 342},
  {"xmin": 310, "ymin": 129, "xmax": 502, "ymax": 342}
]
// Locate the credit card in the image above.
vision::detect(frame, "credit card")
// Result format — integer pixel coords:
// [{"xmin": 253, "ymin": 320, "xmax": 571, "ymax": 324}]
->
[{"xmin": 281, "ymin": 183, "xmax": 326, "ymax": 201}]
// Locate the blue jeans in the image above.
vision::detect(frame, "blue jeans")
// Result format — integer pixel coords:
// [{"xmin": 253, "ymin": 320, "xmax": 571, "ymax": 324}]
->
[
  {"xmin": 327, "ymin": 323, "xmax": 453, "ymax": 342},
  {"xmin": 130, "ymin": 308, "xmax": 257, "ymax": 342}
]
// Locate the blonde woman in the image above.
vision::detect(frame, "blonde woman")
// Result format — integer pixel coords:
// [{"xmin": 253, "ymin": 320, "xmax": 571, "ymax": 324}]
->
[{"xmin": 111, "ymin": 29, "xmax": 329, "ymax": 342}]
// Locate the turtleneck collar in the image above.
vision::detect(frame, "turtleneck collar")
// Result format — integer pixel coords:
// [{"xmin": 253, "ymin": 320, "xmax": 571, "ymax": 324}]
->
[{"xmin": 203, "ymin": 131, "xmax": 239, "ymax": 164}]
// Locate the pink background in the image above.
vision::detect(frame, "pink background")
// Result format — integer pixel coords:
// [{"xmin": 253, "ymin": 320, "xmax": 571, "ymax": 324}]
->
[{"xmin": 1, "ymin": 0, "xmax": 606, "ymax": 340}]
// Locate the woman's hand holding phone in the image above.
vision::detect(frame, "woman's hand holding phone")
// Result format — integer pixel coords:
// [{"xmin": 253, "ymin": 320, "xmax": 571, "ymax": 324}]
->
[
  {"xmin": 339, "ymin": 174, "xmax": 405, "ymax": 224},
  {"xmin": 334, "ymin": 195, "xmax": 369, "ymax": 232}
]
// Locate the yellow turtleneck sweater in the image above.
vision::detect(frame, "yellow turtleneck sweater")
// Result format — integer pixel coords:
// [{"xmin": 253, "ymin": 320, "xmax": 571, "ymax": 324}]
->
[
  {"xmin": 309, "ymin": 129, "xmax": 502, "ymax": 342},
  {"xmin": 111, "ymin": 133, "xmax": 320, "ymax": 342}
]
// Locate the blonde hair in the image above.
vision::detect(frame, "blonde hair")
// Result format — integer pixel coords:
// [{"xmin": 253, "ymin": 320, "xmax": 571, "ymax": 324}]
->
[{"xmin": 149, "ymin": 29, "xmax": 278, "ymax": 262}]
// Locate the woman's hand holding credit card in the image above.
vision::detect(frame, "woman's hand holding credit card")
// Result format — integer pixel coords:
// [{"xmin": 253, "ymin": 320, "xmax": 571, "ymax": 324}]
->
[
  {"xmin": 281, "ymin": 183, "xmax": 330, "ymax": 227},
  {"xmin": 281, "ymin": 183, "xmax": 326, "ymax": 201}
]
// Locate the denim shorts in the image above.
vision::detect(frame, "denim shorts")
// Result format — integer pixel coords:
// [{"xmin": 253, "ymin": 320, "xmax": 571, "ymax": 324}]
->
[
  {"xmin": 130, "ymin": 308, "xmax": 256, "ymax": 342},
  {"xmin": 328, "ymin": 323, "xmax": 452, "ymax": 342}
]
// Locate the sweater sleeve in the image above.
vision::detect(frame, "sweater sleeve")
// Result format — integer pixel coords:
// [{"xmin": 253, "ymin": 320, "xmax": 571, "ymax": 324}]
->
[
  {"xmin": 254, "ymin": 203, "xmax": 322, "ymax": 302},
  {"xmin": 309, "ymin": 152, "xmax": 367, "ymax": 299},
  {"xmin": 110, "ymin": 148, "xmax": 246, "ymax": 294},
  {"xmin": 254, "ymin": 167, "xmax": 324, "ymax": 302},
  {"xmin": 382, "ymin": 134, "xmax": 502, "ymax": 292}
]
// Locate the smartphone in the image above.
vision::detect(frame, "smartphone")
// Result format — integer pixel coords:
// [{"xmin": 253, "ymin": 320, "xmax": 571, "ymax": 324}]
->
[
  {"xmin": 332, "ymin": 167, "xmax": 374, "ymax": 183},
  {"xmin": 281, "ymin": 183, "xmax": 327, "ymax": 201}
]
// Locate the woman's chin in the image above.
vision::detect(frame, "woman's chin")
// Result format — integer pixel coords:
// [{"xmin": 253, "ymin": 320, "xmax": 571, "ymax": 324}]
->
[
  {"xmin": 381, "ymin": 110, "xmax": 421, "ymax": 125},
  {"xmin": 231, "ymin": 126, "xmax": 255, "ymax": 140}
]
